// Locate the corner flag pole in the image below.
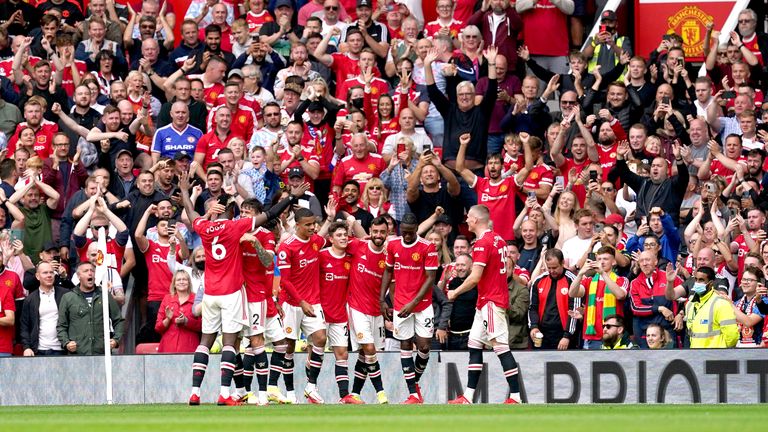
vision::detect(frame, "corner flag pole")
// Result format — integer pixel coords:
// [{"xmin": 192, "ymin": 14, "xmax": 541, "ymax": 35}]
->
[{"xmin": 96, "ymin": 227, "xmax": 114, "ymax": 405}]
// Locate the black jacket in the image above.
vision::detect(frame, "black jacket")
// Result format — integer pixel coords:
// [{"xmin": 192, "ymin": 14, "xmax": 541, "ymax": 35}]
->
[{"xmin": 20, "ymin": 286, "xmax": 70, "ymax": 353}]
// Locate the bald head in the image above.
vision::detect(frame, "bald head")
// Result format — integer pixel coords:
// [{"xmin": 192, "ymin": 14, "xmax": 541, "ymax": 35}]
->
[{"xmin": 696, "ymin": 247, "xmax": 715, "ymax": 268}]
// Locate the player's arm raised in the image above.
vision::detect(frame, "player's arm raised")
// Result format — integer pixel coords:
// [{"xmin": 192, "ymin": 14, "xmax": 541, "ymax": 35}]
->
[
  {"xmin": 134, "ymin": 204, "xmax": 157, "ymax": 254},
  {"xmin": 251, "ymin": 182, "xmax": 311, "ymax": 227},
  {"xmin": 178, "ymin": 171, "xmax": 200, "ymax": 223}
]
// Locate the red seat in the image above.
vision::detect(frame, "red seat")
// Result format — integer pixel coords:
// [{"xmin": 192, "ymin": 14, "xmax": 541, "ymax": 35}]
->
[{"xmin": 135, "ymin": 343, "xmax": 160, "ymax": 354}]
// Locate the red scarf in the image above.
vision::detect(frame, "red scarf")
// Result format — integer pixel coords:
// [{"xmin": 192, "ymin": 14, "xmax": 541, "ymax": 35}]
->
[{"xmin": 538, "ymin": 275, "xmax": 570, "ymax": 330}]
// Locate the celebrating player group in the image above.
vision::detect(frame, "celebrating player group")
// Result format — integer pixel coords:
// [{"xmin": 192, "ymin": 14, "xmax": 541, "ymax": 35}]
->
[{"xmin": 179, "ymin": 171, "xmax": 521, "ymax": 406}]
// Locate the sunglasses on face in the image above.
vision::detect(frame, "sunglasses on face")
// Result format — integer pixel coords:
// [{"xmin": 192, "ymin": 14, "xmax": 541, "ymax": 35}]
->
[
  {"xmin": 325, "ymin": 6, "xmax": 338, "ymax": 10},
  {"xmin": 602, "ymin": 324, "xmax": 620, "ymax": 329},
  {"xmin": 369, "ymin": 186, "xmax": 381, "ymax": 191},
  {"xmin": 561, "ymin": 100, "xmax": 578, "ymax": 105}
]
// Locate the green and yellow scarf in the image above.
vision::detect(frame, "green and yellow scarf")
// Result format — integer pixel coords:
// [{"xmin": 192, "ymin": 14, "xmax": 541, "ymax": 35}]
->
[{"xmin": 585, "ymin": 271, "xmax": 617, "ymax": 336}]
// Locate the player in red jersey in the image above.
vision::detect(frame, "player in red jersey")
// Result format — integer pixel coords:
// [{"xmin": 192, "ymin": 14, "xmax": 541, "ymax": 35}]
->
[
  {"xmin": 179, "ymin": 171, "xmax": 306, "ymax": 406},
  {"xmin": 347, "ymin": 216, "xmax": 390, "ymax": 404},
  {"xmin": 455, "ymin": 132, "xmax": 531, "ymax": 240},
  {"xmin": 276, "ymin": 207, "xmax": 334, "ymax": 404},
  {"xmin": 381, "ymin": 213, "xmax": 438, "ymax": 404},
  {"xmin": 237, "ymin": 199, "xmax": 286, "ymax": 406},
  {"xmin": 448, "ymin": 205, "xmax": 523, "ymax": 405},
  {"xmin": 318, "ymin": 220, "xmax": 361, "ymax": 404}
]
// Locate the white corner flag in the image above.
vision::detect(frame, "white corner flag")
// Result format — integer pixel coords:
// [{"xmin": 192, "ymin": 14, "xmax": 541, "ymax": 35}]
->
[{"xmin": 95, "ymin": 227, "xmax": 114, "ymax": 405}]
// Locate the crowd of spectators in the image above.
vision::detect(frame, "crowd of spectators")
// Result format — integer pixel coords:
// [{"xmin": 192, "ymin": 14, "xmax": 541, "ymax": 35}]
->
[{"xmin": 0, "ymin": 0, "xmax": 766, "ymax": 357}]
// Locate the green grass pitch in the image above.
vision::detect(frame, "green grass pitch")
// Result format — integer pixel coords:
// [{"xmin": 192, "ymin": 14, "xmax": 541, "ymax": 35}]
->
[{"xmin": 0, "ymin": 404, "xmax": 764, "ymax": 432}]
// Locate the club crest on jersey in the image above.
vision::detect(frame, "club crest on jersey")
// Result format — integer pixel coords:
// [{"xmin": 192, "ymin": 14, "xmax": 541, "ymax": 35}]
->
[
  {"xmin": 561, "ymin": 287, "xmax": 569, "ymax": 295},
  {"xmin": 239, "ymin": 115, "xmax": 247, "ymax": 124},
  {"xmin": 286, "ymin": 327, "xmax": 293, "ymax": 334},
  {"xmin": 378, "ymin": 260, "xmax": 386, "ymax": 269},
  {"xmin": 411, "ymin": 252, "xmax": 421, "ymax": 261},
  {"xmin": 368, "ymin": 163, "xmax": 376, "ymax": 171},
  {"xmin": 344, "ymin": 262, "xmax": 351, "ymax": 270},
  {"xmin": 187, "ymin": 136, "xmax": 196, "ymax": 143},
  {"xmin": 499, "ymin": 184, "xmax": 508, "ymax": 193},
  {"xmin": 312, "ymin": 243, "xmax": 319, "ymax": 251},
  {"xmin": 356, "ymin": 332, "xmax": 364, "ymax": 340},
  {"xmin": 96, "ymin": 250, "xmax": 105, "ymax": 266},
  {"xmin": 210, "ymin": 92, "xmax": 218, "ymax": 100},
  {"xmin": 4, "ymin": 280, "xmax": 10, "ymax": 286},
  {"xmin": 530, "ymin": 172, "xmax": 539, "ymax": 180}
]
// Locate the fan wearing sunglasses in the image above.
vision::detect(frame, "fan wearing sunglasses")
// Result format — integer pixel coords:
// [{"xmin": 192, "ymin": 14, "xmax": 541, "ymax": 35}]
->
[{"xmin": 601, "ymin": 314, "xmax": 633, "ymax": 349}]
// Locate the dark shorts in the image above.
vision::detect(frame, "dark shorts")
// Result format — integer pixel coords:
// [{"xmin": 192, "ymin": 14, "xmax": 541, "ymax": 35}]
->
[{"xmin": 573, "ymin": 0, "xmax": 587, "ymax": 17}]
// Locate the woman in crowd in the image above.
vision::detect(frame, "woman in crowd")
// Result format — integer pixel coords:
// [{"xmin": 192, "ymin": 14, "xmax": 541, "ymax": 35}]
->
[
  {"xmin": 155, "ymin": 270, "xmax": 202, "ymax": 353},
  {"xmin": 733, "ymin": 266, "xmax": 766, "ymax": 347},
  {"xmin": 360, "ymin": 177, "xmax": 391, "ymax": 218}
]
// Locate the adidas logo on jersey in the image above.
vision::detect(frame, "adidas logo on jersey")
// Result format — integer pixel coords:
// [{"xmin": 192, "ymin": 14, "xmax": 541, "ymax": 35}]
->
[
  {"xmin": 299, "ymin": 250, "xmax": 305, "ymax": 255},
  {"xmin": 326, "ymin": 263, "xmax": 333, "ymax": 268}
]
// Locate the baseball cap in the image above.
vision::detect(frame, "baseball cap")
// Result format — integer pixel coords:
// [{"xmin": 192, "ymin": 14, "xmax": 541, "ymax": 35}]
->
[
  {"xmin": 275, "ymin": 0, "xmax": 293, "ymax": 9},
  {"xmin": 357, "ymin": 0, "xmax": 372, "ymax": 8},
  {"xmin": 435, "ymin": 214, "xmax": 451, "ymax": 225},
  {"xmin": 307, "ymin": 100, "xmax": 324, "ymax": 112},
  {"xmin": 601, "ymin": 10, "xmax": 617, "ymax": 21},
  {"xmin": 174, "ymin": 151, "xmax": 192, "ymax": 161},
  {"xmin": 228, "ymin": 68, "xmax": 244, "ymax": 79},
  {"xmin": 288, "ymin": 167, "xmax": 304, "ymax": 179},
  {"xmin": 116, "ymin": 148, "xmax": 133, "ymax": 158},
  {"xmin": 42, "ymin": 241, "xmax": 59, "ymax": 252},
  {"xmin": 604, "ymin": 213, "xmax": 624, "ymax": 226}
]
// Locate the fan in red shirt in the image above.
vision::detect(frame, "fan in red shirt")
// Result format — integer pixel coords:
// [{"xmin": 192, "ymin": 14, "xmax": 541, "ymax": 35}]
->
[
  {"xmin": 314, "ymin": 27, "xmax": 376, "ymax": 99},
  {"xmin": 0, "ymin": 266, "xmax": 21, "ymax": 355},
  {"xmin": 155, "ymin": 270, "xmax": 203, "ymax": 353},
  {"xmin": 180, "ymin": 172, "xmax": 305, "ymax": 406},
  {"xmin": 208, "ymin": 82, "xmax": 257, "ymax": 143},
  {"xmin": 423, "ymin": 0, "xmax": 464, "ymax": 40},
  {"xmin": 550, "ymin": 108, "xmax": 600, "ymax": 206},
  {"xmin": 346, "ymin": 217, "xmax": 389, "ymax": 401},
  {"xmin": 336, "ymin": 52, "xmax": 389, "ymax": 112},
  {"xmin": 594, "ymin": 116, "xmax": 627, "ymax": 181},
  {"xmin": 135, "ymin": 204, "xmax": 190, "ymax": 342},
  {"xmin": 246, "ymin": 0, "xmax": 275, "ymax": 34},
  {"xmin": 455, "ymin": 132, "xmax": 531, "ymax": 241},
  {"xmin": 703, "ymin": 136, "xmax": 747, "ymax": 179},
  {"xmin": 519, "ymin": 136, "xmax": 554, "ymax": 203},
  {"xmin": 193, "ymin": 106, "xmax": 239, "ymax": 175},
  {"xmin": 276, "ymin": 121, "xmax": 322, "ymax": 187},
  {"xmin": 381, "ymin": 213, "xmax": 438, "ymax": 404},
  {"xmin": 447, "ymin": 205, "xmax": 523, "ymax": 405},
  {"xmin": 319, "ymin": 221, "xmax": 361, "ymax": 404},
  {"xmin": 187, "ymin": 56, "xmax": 228, "ymax": 109},
  {"xmin": 276, "ymin": 207, "xmax": 331, "ymax": 404},
  {"xmin": 332, "ymin": 133, "xmax": 385, "ymax": 194},
  {"xmin": 7, "ymin": 97, "xmax": 59, "ymax": 159}
]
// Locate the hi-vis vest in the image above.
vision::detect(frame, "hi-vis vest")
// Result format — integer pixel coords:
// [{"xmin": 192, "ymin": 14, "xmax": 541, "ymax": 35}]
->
[
  {"xmin": 685, "ymin": 290, "xmax": 739, "ymax": 348},
  {"xmin": 588, "ymin": 36, "xmax": 628, "ymax": 80}
]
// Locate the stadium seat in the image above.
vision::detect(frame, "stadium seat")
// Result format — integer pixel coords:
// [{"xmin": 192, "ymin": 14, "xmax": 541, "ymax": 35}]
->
[{"xmin": 135, "ymin": 343, "xmax": 160, "ymax": 354}]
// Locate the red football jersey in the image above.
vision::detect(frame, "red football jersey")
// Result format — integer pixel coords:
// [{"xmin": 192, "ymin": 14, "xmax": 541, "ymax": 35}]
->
[
  {"xmin": 194, "ymin": 217, "xmax": 256, "ymax": 296},
  {"xmin": 423, "ymin": 19, "xmax": 464, "ymax": 39},
  {"xmin": 77, "ymin": 238, "xmax": 126, "ymax": 275},
  {"xmin": 521, "ymin": 163, "xmax": 554, "ymax": 200},
  {"xmin": 277, "ymin": 234, "xmax": 326, "ymax": 306},
  {"xmin": 319, "ymin": 248, "xmax": 352, "ymax": 323},
  {"xmin": 7, "ymin": 120, "xmax": 58, "ymax": 158},
  {"xmin": 187, "ymin": 75, "xmax": 225, "ymax": 109},
  {"xmin": 385, "ymin": 237, "xmax": 438, "ymax": 313},
  {"xmin": 597, "ymin": 144, "xmax": 618, "ymax": 180},
  {"xmin": 347, "ymin": 238, "xmax": 387, "ymax": 316},
  {"xmin": 331, "ymin": 153, "xmax": 385, "ymax": 192},
  {"xmin": 242, "ymin": 227, "xmax": 276, "ymax": 302},
  {"xmin": 247, "ymin": 10, "xmax": 274, "ymax": 34},
  {"xmin": 0, "ymin": 269, "xmax": 19, "ymax": 353},
  {"xmin": 503, "ymin": 153, "xmax": 523, "ymax": 174},
  {"xmin": 330, "ymin": 52, "xmax": 362, "ymax": 98},
  {"xmin": 711, "ymin": 156, "xmax": 746, "ymax": 178},
  {"xmin": 195, "ymin": 130, "xmax": 237, "ymax": 169},
  {"xmin": 471, "ymin": 230, "xmax": 510, "ymax": 309},
  {"xmin": 207, "ymin": 105, "xmax": 256, "ymax": 142},
  {"xmin": 337, "ymin": 77, "xmax": 389, "ymax": 113},
  {"xmin": 144, "ymin": 240, "xmax": 175, "ymax": 302},
  {"xmin": 472, "ymin": 176, "xmax": 519, "ymax": 241},
  {"xmin": 53, "ymin": 59, "xmax": 87, "ymax": 97},
  {"xmin": 558, "ymin": 156, "xmax": 589, "ymax": 206}
]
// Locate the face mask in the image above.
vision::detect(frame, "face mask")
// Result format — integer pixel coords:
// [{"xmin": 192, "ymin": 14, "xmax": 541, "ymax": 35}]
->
[
  {"xmin": 350, "ymin": 98, "xmax": 364, "ymax": 109},
  {"xmin": 194, "ymin": 261, "xmax": 205, "ymax": 271},
  {"xmin": 692, "ymin": 282, "xmax": 707, "ymax": 295}
]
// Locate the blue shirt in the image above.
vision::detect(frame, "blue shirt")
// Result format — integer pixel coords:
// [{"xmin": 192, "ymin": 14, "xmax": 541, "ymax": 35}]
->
[{"xmin": 151, "ymin": 124, "xmax": 203, "ymax": 159}]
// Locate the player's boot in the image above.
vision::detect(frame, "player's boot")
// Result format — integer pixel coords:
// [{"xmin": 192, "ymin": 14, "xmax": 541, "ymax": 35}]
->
[
  {"xmin": 447, "ymin": 395, "xmax": 472, "ymax": 404},
  {"xmin": 415, "ymin": 383, "xmax": 423, "ymax": 402},
  {"xmin": 401, "ymin": 395, "xmax": 422, "ymax": 404},
  {"xmin": 217, "ymin": 395, "xmax": 243, "ymax": 406},
  {"xmin": 188, "ymin": 394, "xmax": 201, "ymax": 406},
  {"xmin": 503, "ymin": 398, "xmax": 520, "ymax": 405},
  {"xmin": 245, "ymin": 392, "xmax": 259, "ymax": 405},
  {"xmin": 267, "ymin": 386, "xmax": 289, "ymax": 404},
  {"xmin": 284, "ymin": 393, "xmax": 299, "ymax": 404},
  {"xmin": 340, "ymin": 394, "xmax": 365, "ymax": 404},
  {"xmin": 376, "ymin": 391, "xmax": 389, "ymax": 405},
  {"xmin": 304, "ymin": 387, "xmax": 325, "ymax": 404}
]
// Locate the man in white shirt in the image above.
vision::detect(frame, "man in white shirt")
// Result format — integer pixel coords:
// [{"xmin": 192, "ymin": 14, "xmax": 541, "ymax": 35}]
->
[
  {"xmin": 562, "ymin": 209, "xmax": 597, "ymax": 271},
  {"xmin": 20, "ymin": 262, "xmax": 69, "ymax": 356},
  {"xmin": 381, "ymin": 108, "xmax": 433, "ymax": 162}
]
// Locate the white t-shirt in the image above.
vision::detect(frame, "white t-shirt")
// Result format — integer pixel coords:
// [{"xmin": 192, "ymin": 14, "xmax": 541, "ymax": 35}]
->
[{"xmin": 562, "ymin": 235, "xmax": 594, "ymax": 269}]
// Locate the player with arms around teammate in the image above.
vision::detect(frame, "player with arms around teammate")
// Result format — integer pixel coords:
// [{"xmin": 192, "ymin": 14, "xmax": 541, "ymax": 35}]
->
[
  {"xmin": 448, "ymin": 205, "xmax": 523, "ymax": 405},
  {"xmin": 277, "ymin": 207, "xmax": 335, "ymax": 404},
  {"xmin": 381, "ymin": 213, "xmax": 438, "ymax": 404},
  {"xmin": 347, "ymin": 216, "xmax": 390, "ymax": 404},
  {"xmin": 180, "ymin": 171, "xmax": 307, "ymax": 406}
]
